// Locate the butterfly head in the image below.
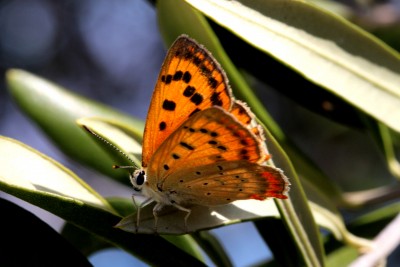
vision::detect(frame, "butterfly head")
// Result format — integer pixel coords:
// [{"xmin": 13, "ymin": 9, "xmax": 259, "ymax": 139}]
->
[{"xmin": 131, "ymin": 169, "xmax": 146, "ymax": 192}]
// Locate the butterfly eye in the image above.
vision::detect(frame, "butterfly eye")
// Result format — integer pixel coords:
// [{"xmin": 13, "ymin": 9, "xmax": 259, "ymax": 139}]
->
[
  {"xmin": 130, "ymin": 170, "xmax": 146, "ymax": 191},
  {"xmin": 136, "ymin": 170, "xmax": 145, "ymax": 185}
]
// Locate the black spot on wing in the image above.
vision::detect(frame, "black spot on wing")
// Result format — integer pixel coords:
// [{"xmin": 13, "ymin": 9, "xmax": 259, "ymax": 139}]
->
[
  {"xmin": 183, "ymin": 86, "xmax": 195, "ymax": 97},
  {"xmin": 193, "ymin": 56, "xmax": 202, "ymax": 66},
  {"xmin": 200, "ymin": 65, "xmax": 212, "ymax": 76},
  {"xmin": 240, "ymin": 139, "xmax": 249, "ymax": 146},
  {"xmin": 159, "ymin": 121, "xmax": 166, "ymax": 131},
  {"xmin": 240, "ymin": 149, "xmax": 250, "ymax": 160},
  {"xmin": 217, "ymin": 145, "xmax": 227, "ymax": 151},
  {"xmin": 208, "ymin": 77, "xmax": 218, "ymax": 89},
  {"xmin": 180, "ymin": 142, "xmax": 194, "ymax": 150},
  {"xmin": 162, "ymin": 100, "xmax": 176, "ymax": 111},
  {"xmin": 172, "ymin": 153, "xmax": 180, "ymax": 159},
  {"xmin": 210, "ymin": 131, "xmax": 218, "ymax": 137},
  {"xmin": 173, "ymin": 71, "xmax": 183, "ymax": 81},
  {"xmin": 190, "ymin": 93, "xmax": 203, "ymax": 105},
  {"xmin": 182, "ymin": 71, "xmax": 192, "ymax": 83},
  {"xmin": 164, "ymin": 75, "xmax": 172, "ymax": 84},
  {"xmin": 211, "ymin": 92, "xmax": 223, "ymax": 106}
]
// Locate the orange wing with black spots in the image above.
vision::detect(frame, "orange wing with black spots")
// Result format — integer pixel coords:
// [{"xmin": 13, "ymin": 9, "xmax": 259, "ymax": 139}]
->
[
  {"xmin": 128, "ymin": 35, "xmax": 290, "ymax": 231},
  {"xmin": 164, "ymin": 161, "xmax": 288, "ymax": 206},
  {"xmin": 145, "ymin": 107, "xmax": 289, "ymax": 205},
  {"xmin": 142, "ymin": 35, "xmax": 233, "ymax": 167},
  {"xmin": 230, "ymin": 101, "xmax": 266, "ymax": 143}
]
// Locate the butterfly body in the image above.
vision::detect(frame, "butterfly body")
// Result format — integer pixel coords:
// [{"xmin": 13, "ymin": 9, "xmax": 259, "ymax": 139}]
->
[{"xmin": 130, "ymin": 35, "xmax": 289, "ymax": 232}]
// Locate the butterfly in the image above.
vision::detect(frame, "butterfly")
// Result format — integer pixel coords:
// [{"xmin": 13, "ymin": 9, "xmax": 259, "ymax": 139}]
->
[{"xmin": 119, "ymin": 35, "xmax": 289, "ymax": 232}]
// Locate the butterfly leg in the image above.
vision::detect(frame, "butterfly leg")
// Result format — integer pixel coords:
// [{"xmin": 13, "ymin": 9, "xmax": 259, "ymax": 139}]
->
[
  {"xmin": 152, "ymin": 203, "xmax": 191, "ymax": 233},
  {"xmin": 172, "ymin": 203, "xmax": 191, "ymax": 233},
  {"xmin": 133, "ymin": 196, "xmax": 153, "ymax": 233},
  {"xmin": 152, "ymin": 202, "xmax": 166, "ymax": 233}
]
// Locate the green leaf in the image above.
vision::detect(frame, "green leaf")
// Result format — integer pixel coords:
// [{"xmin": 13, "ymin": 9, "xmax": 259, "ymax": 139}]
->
[
  {"xmin": 163, "ymin": 235, "xmax": 206, "ymax": 263},
  {"xmin": 107, "ymin": 196, "xmax": 137, "ymax": 217},
  {"xmin": 6, "ymin": 69, "xmax": 143, "ymax": 184},
  {"xmin": 261, "ymin": 121, "xmax": 327, "ymax": 266},
  {"xmin": 185, "ymin": 0, "xmax": 400, "ymax": 133},
  {"xmin": 326, "ymin": 246, "xmax": 358, "ymax": 267},
  {"xmin": 350, "ymin": 202, "xmax": 400, "ymax": 231},
  {"xmin": 306, "ymin": 0, "xmax": 353, "ymax": 19},
  {"xmin": 0, "ymin": 136, "xmax": 207, "ymax": 266},
  {"xmin": 0, "ymin": 136, "xmax": 112, "ymax": 210},
  {"xmin": 378, "ymin": 123, "xmax": 400, "ymax": 179}
]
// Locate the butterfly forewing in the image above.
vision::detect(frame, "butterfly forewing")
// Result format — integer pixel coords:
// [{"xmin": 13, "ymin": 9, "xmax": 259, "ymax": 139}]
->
[
  {"xmin": 142, "ymin": 36, "xmax": 233, "ymax": 167},
  {"xmin": 230, "ymin": 101, "xmax": 266, "ymax": 144}
]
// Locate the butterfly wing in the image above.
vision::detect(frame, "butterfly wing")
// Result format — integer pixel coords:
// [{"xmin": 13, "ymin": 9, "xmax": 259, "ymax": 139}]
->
[
  {"xmin": 230, "ymin": 101, "xmax": 269, "ymax": 157},
  {"xmin": 142, "ymin": 35, "xmax": 233, "ymax": 167},
  {"xmin": 145, "ymin": 107, "xmax": 288, "ymax": 204},
  {"xmin": 163, "ymin": 161, "xmax": 288, "ymax": 206}
]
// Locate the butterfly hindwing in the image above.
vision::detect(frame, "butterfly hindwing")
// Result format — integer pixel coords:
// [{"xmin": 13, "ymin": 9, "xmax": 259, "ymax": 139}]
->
[
  {"xmin": 162, "ymin": 160, "xmax": 289, "ymax": 206},
  {"xmin": 142, "ymin": 36, "xmax": 233, "ymax": 167}
]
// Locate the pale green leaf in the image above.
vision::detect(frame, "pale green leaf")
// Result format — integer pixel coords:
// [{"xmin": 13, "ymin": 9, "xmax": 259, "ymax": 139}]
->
[
  {"xmin": 186, "ymin": 0, "xmax": 400, "ymax": 133},
  {"xmin": 0, "ymin": 136, "xmax": 208, "ymax": 266},
  {"xmin": 6, "ymin": 69, "xmax": 143, "ymax": 183},
  {"xmin": 0, "ymin": 136, "xmax": 112, "ymax": 210}
]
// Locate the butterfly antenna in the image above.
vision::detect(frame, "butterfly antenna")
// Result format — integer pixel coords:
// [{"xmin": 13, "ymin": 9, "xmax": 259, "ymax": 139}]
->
[{"xmin": 82, "ymin": 125, "xmax": 138, "ymax": 170}]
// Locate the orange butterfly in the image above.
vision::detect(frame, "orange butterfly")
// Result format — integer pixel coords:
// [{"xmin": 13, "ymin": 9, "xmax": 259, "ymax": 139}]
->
[{"xmin": 121, "ymin": 35, "xmax": 289, "ymax": 232}]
